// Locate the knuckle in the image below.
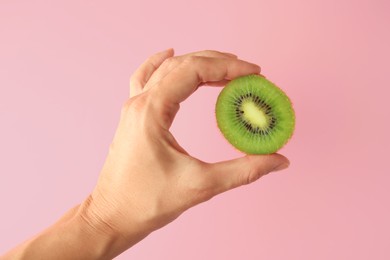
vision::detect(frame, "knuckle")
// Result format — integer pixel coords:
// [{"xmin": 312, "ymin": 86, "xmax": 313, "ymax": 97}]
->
[
  {"xmin": 146, "ymin": 53, "xmax": 158, "ymax": 63},
  {"xmin": 129, "ymin": 73, "xmax": 136, "ymax": 85},
  {"xmin": 239, "ymin": 160, "xmax": 258, "ymax": 186},
  {"xmin": 200, "ymin": 50, "xmax": 218, "ymax": 56},
  {"xmin": 183, "ymin": 55, "xmax": 201, "ymax": 65},
  {"xmin": 129, "ymin": 73, "xmax": 145, "ymax": 93},
  {"xmin": 194, "ymin": 180, "xmax": 216, "ymax": 202},
  {"xmin": 163, "ymin": 56, "xmax": 175, "ymax": 64},
  {"xmin": 158, "ymin": 57, "xmax": 177, "ymax": 71},
  {"xmin": 121, "ymin": 94, "xmax": 148, "ymax": 116},
  {"xmin": 239, "ymin": 170, "xmax": 254, "ymax": 186},
  {"xmin": 129, "ymin": 74, "xmax": 139, "ymax": 87},
  {"xmin": 180, "ymin": 164, "xmax": 215, "ymax": 203},
  {"xmin": 189, "ymin": 185, "xmax": 214, "ymax": 204},
  {"xmin": 120, "ymin": 99, "xmax": 133, "ymax": 115},
  {"xmin": 238, "ymin": 171, "xmax": 248, "ymax": 186}
]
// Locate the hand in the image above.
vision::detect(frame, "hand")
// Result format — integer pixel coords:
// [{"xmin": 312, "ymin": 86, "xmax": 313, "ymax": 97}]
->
[
  {"xmin": 79, "ymin": 49, "xmax": 290, "ymax": 256},
  {"xmin": 2, "ymin": 49, "xmax": 290, "ymax": 260}
]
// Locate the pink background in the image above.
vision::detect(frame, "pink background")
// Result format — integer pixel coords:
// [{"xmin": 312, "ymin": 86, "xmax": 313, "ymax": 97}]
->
[{"xmin": 1, "ymin": 0, "xmax": 389, "ymax": 259}]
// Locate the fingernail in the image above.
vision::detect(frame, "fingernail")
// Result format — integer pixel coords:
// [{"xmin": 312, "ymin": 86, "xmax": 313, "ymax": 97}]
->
[{"xmin": 272, "ymin": 162, "xmax": 290, "ymax": 172}]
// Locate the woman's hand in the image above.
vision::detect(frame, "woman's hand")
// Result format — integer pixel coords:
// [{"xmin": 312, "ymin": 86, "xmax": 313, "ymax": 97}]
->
[
  {"xmin": 3, "ymin": 49, "xmax": 289, "ymax": 260},
  {"xmin": 80, "ymin": 49, "xmax": 290, "ymax": 257}
]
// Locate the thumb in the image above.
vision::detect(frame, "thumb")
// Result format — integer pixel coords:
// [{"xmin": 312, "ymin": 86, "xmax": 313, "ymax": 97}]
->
[{"xmin": 207, "ymin": 154, "xmax": 290, "ymax": 194}]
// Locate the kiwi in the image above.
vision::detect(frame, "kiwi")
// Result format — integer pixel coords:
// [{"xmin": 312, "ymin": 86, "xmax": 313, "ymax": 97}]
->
[{"xmin": 215, "ymin": 74, "xmax": 295, "ymax": 154}]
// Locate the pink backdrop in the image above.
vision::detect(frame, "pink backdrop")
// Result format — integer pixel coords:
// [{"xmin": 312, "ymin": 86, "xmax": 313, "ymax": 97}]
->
[{"xmin": 1, "ymin": 0, "xmax": 389, "ymax": 259}]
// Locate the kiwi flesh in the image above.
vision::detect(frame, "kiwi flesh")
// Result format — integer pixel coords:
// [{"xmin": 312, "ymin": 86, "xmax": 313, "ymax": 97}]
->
[{"xmin": 215, "ymin": 74, "xmax": 295, "ymax": 154}]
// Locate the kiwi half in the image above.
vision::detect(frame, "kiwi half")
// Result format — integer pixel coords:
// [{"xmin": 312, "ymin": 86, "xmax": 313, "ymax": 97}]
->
[{"xmin": 215, "ymin": 74, "xmax": 295, "ymax": 154}]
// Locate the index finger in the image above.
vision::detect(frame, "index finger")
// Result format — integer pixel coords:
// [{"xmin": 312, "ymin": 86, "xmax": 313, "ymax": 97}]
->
[{"xmin": 151, "ymin": 56, "xmax": 260, "ymax": 105}]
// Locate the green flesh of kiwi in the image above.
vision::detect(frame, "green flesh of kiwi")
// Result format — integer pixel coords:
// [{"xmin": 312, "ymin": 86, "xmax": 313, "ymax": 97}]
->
[{"xmin": 215, "ymin": 75, "xmax": 295, "ymax": 154}]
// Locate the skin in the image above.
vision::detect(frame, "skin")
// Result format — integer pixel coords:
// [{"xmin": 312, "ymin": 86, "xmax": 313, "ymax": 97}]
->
[{"xmin": 2, "ymin": 49, "xmax": 290, "ymax": 260}]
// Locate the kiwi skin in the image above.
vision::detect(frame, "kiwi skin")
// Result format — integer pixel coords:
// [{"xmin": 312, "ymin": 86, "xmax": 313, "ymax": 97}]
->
[{"xmin": 215, "ymin": 74, "xmax": 295, "ymax": 154}]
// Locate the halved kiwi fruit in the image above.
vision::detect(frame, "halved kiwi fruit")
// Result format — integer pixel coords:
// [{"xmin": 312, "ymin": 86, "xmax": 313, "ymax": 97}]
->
[{"xmin": 215, "ymin": 74, "xmax": 295, "ymax": 154}]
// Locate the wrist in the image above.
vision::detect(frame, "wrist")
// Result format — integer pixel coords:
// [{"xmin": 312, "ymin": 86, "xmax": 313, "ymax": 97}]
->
[
  {"xmin": 76, "ymin": 193, "xmax": 152, "ymax": 259},
  {"xmin": 73, "ymin": 207, "xmax": 122, "ymax": 259},
  {"xmin": 3, "ymin": 203, "xmax": 125, "ymax": 260}
]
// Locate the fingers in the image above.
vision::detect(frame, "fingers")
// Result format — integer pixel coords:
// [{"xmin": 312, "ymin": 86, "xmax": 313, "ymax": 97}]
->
[
  {"xmin": 143, "ymin": 50, "xmax": 239, "ymax": 92},
  {"xmin": 184, "ymin": 50, "xmax": 237, "ymax": 59},
  {"xmin": 206, "ymin": 154, "xmax": 290, "ymax": 195},
  {"xmin": 151, "ymin": 56, "xmax": 260, "ymax": 105},
  {"xmin": 129, "ymin": 48, "xmax": 174, "ymax": 98}
]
